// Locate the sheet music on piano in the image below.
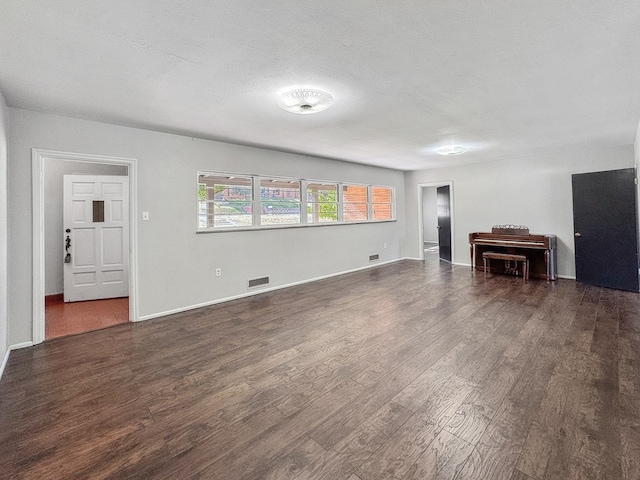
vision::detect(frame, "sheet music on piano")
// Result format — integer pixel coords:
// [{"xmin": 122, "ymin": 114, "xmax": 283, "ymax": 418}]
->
[{"xmin": 469, "ymin": 225, "xmax": 557, "ymax": 281}]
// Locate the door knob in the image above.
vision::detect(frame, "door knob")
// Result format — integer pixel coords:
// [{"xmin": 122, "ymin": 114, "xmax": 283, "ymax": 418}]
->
[
  {"xmin": 64, "ymin": 232, "xmax": 72, "ymax": 263},
  {"xmin": 574, "ymin": 232, "xmax": 581, "ymax": 237}
]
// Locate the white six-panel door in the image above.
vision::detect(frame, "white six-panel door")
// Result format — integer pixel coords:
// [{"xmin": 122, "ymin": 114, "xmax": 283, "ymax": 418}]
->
[{"xmin": 63, "ymin": 175, "xmax": 129, "ymax": 302}]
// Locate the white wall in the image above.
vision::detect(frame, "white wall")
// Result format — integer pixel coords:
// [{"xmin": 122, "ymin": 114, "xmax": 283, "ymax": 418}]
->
[
  {"xmin": 7, "ymin": 108, "xmax": 406, "ymax": 346},
  {"xmin": 421, "ymin": 187, "xmax": 438, "ymax": 243},
  {"xmin": 44, "ymin": 160, "xmax": 128, "ymax": 295},
  {"xmin": 405, "ymin": 144, "xmax": 636, "ymax": 278},
  {"xmin": 0, "ymin": 91, "xmax": 8, "ymax": 367}
]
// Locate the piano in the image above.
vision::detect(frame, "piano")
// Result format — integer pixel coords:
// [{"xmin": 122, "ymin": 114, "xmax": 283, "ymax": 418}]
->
[{"xmin": 469, "ymin": 225, "xmax": 557, "ymax": 281}]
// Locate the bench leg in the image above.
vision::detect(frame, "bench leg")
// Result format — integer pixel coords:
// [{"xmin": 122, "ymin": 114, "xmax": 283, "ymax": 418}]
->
[{"xmin": 483, "ymin": 257, "xmax": 488, "ymax": 274}]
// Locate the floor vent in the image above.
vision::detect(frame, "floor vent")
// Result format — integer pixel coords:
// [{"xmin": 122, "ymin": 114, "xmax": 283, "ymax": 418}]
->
[
  {"xmin": 248, "ymin": 276, "xmax": 270, "ymax": 288},
  {"xmin": 369, "ymin": 254, "xmax": 379, "ymax": 261}
]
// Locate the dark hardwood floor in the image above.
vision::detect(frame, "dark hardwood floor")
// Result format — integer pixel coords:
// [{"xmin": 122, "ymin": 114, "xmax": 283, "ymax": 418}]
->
[{"xmin": 1, "ymin": 257, "xmax": 639, "ymax": 479}]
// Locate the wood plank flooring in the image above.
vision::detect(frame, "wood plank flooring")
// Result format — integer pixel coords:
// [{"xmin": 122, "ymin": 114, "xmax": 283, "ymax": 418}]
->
[{"xmin": 1, "ymin": 257, "xmax": 639, "ymax": 479}]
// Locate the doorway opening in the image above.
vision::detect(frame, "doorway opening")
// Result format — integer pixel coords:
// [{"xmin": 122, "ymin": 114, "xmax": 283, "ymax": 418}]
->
[
  {"xmin": 418, "ymin": 182, "xmax": 454, "ymax": 263},
  {"xmin": 32, "ymin": 150, "xmax": 138, "ymax": 344}
]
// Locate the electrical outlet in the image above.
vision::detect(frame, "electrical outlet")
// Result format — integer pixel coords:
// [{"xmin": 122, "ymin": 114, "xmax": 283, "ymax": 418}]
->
[
  {"xmin": 384, "ymin": 243, "xmax": 387, "ymax": 249},
  {"xmin": 215, "ymin": 268, "xmax": 222, "ymax": 277},
  {"xmin": 142, "ymin": 211, "xmax": 149, "ymax": 221}
]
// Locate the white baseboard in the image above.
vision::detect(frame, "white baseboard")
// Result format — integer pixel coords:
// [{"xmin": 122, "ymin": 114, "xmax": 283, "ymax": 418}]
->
[
  {"xmin": 137, "ymin": 257, "xmax": 578, "ymax": 323},
  {"xmin": 454, "ymin": 261, "xmax": 472, "ymax": 267},
  {"xmin": 0, "ymin": 349, "xmax": 8, "ymax": 381},
  {"xmin": 0, "ymin": 260, "xmax": 579, "ymax": 382},
  {"xmin": 137, "ymin": 258, "xmax": 409, "ymax": 322},
  {"xmin": 0, "ymin": 341, "xmax": 33, "ymax": 381}
]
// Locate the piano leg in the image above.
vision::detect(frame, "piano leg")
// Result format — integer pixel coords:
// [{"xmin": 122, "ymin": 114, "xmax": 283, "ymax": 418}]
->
[
  {"xmin": 471, "ymin": 244, "xmax": 477, "ymax": 272},
  {"xmin": 470, "ymin": 245, "xmax": 474, "ymax": 271},
  {"xmin": 545, "ymin": 250, "xmax": 550, "ymax": 281}
]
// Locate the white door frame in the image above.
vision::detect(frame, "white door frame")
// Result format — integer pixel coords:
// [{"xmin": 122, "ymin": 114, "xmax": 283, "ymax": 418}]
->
[
  {"xmin": 32, "ymin": 149, "xmax": 139, "ymax": 345},
  {"xmin": 417, "ymin": 181, "xmax": 455, "ymax": 262}
]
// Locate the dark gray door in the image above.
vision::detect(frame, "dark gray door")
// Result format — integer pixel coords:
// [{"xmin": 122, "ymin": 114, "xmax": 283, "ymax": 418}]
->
[
  {"xmin": 437, "ymin": 185, "xmax": 452, "ymax": 262},
  {"xmin": 572, "ymin": 168, "xmax": 639, "ymax": 292}
]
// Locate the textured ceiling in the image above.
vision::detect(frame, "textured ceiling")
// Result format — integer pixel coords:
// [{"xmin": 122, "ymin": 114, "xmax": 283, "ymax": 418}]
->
[{"xmin": 1, "ymin": 1, "xmax": 640, "ymax": 170}]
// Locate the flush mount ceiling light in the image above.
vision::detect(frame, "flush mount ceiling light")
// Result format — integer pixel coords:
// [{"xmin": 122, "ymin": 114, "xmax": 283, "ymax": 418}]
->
[
  {"xmin": 435, "ymin": 145, "xmax": 468, "ymax": 156},
  {"xmin": 277, "ymin": 88, "xmax": 333, "ymax": 114}
]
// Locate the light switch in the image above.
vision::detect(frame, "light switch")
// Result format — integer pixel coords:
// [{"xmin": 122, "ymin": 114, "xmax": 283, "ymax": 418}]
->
[{"xmin": 142, "ymin": 211, "xmax": 150, "ymax": 221}]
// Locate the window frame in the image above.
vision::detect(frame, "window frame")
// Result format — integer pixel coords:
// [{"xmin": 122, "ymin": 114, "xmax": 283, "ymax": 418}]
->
[
  {"xmin": 259, "ymin": 178, "xmax": 303, "ymax": 226},
  {"xmin": 197, "ymin": 173, "xmax": 255, "ymax": 230},
  {"xmin": 342, "ymin": 183, "xmax": 370, "ymax": 223},
  {"xmin": 196, "ymin": 171, "xmax": 395, "ymax": 233},
  {"xmin": 370, "ymin": 185, "xmax": 395, "ymax": 222},
  {"xmin": 306, "ymin": 181, "xmax": 339, "ymax": 225}
]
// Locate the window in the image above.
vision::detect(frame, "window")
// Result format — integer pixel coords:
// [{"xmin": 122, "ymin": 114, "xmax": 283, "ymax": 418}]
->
[
  {"xmin": 371, "ymin": 186, "xmax": 393, "ymax": 221},
  {"xmin": 197, "ymin": 171, "xmax": 395, "ymax": 231},
  {"xmin": 260, "ymin": 179, "xmax": 301, "ymax": 225},
  {"xmin": 198, "ymin": 174, "xmax": 253, "ymax": 228},
  {"xmin": 307, "ymin": 183, "xmax": 338, "ymax": 223},
  {"xmin": 343, "ymin": 184, "xmax": 368, "ymax": 222}
]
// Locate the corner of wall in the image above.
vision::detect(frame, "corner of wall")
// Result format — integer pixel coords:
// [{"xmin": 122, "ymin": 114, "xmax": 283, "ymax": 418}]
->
[
  {"xmin": 0, "ymin": 348, "xmax": 10, "ymax": 382},
  {"xmin": 0, "ymin": 88, "xmax": 9, "ymax": 375},
  {"xmin": 635, "ymin": 116, "xmax": 640, "ymax": 268},
  {"xmin": 635, "ymin": 115, "xmax": 640, "ymax": 167}
]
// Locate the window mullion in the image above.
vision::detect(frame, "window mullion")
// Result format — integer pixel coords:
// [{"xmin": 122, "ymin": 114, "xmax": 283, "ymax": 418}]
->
[{"xmin": 338, "ymin": 183, "xmax": 344, "ymax": 223}]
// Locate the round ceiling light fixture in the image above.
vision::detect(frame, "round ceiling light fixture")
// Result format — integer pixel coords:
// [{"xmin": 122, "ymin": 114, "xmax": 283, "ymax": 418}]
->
[
  {"xmin": 277, "ymin": 88, "xmax": 333, "ymax": 114},
  {"xmin": 435, "ymin": 145, "xmax": 468, "ymax": 156}
]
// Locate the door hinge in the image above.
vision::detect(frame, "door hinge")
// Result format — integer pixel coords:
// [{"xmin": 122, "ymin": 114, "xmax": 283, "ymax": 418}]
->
[{"xmin": 635, "ymin": 177, "xmax": 638, "ymax": 185}]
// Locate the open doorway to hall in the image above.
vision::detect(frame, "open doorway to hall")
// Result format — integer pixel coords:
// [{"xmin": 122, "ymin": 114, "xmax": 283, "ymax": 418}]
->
[
  {"xmin": 419, "ymin": 183, "xmax": 453, "ymax": 263},
  {"xmin": 43, "ymin": 160, "xmax": 130, "ymax": 340}
]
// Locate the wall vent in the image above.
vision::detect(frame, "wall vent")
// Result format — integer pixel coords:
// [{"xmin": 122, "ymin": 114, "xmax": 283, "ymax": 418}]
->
[
  {"xmin": 369, "ymin": 254, "xmax": 379, "ymax": 261},
  {"xmin": 248, "ymin": 276, "xmax": 270, "ymax": 288}
]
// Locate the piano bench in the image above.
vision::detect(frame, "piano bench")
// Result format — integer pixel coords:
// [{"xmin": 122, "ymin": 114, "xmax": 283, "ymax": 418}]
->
[{"xmin": 482, "ymin": 252, "xmax": 529, "ymax": 279}]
